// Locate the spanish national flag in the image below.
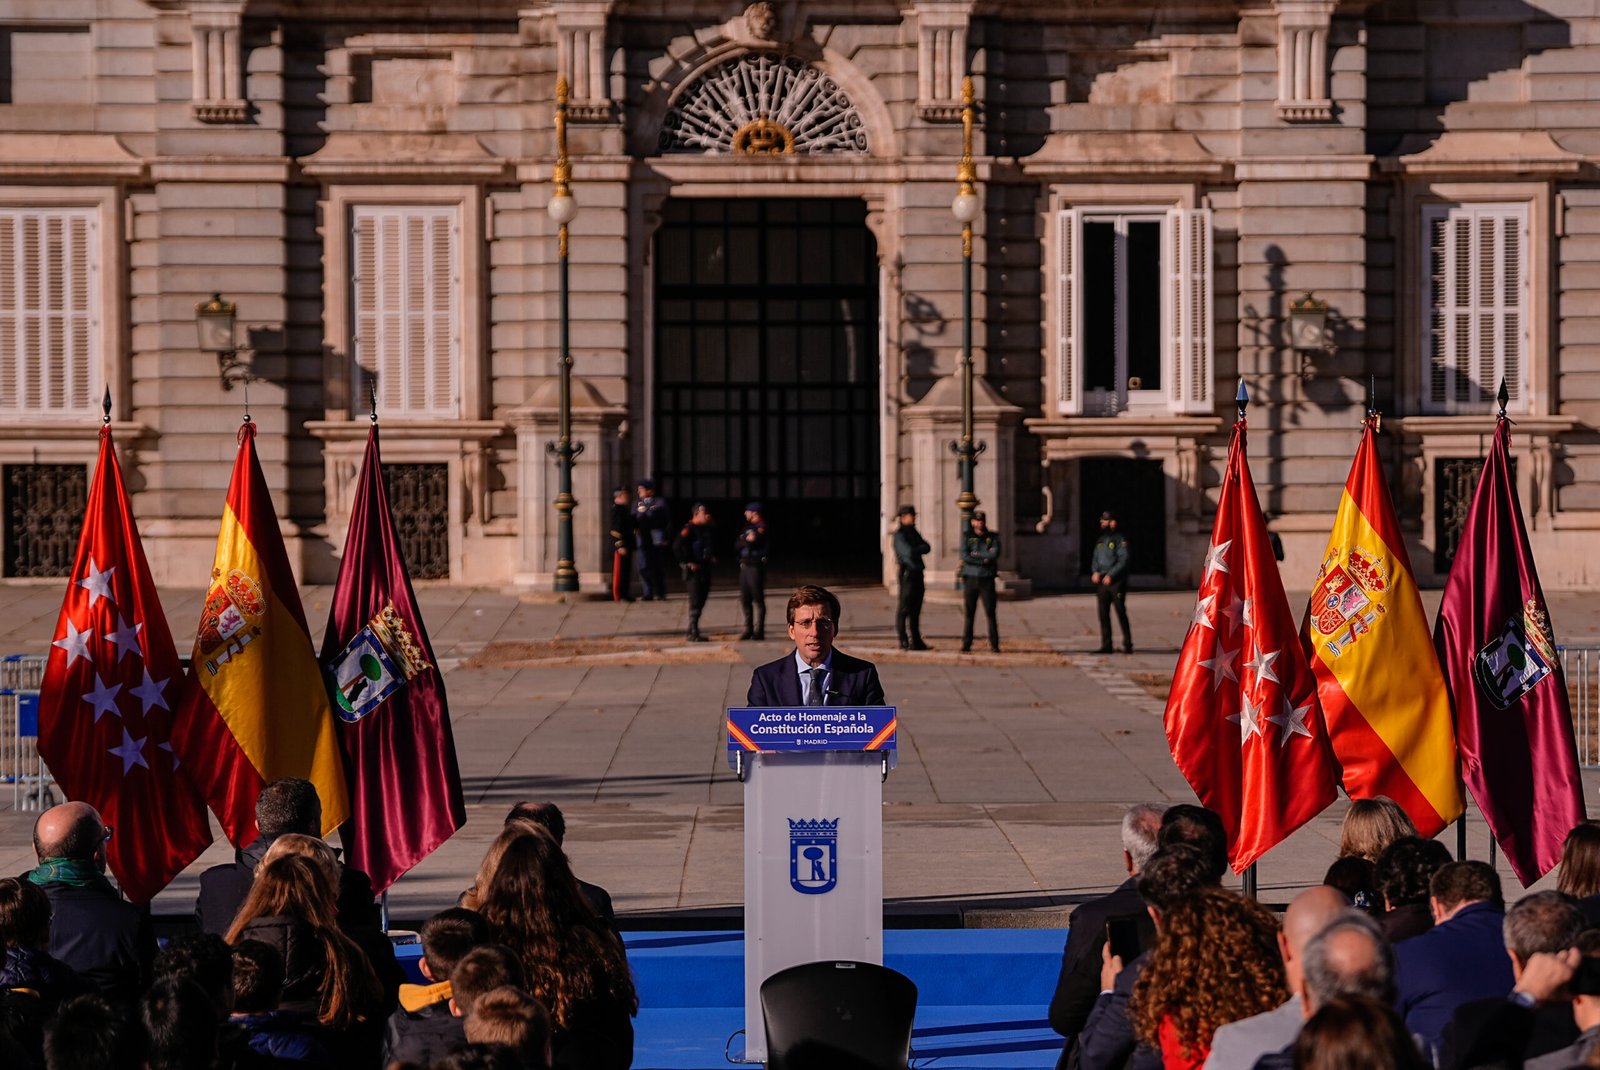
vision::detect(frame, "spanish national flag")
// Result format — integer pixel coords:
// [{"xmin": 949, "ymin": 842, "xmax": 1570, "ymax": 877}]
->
[
  {"xmin": 1303, "ymin": 417, "xmax": 1463, "ymax": 837},
  {"xmin": 172, "ymin": 420, "xmax": 348, "ymax": 844}
]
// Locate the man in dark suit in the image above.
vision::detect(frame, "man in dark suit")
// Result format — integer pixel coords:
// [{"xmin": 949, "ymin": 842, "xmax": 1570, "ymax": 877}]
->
[
  {"xmin": 1392, "ymin": 860, "xmax": 1515, "ymax": 1059},
  {"xmin": 1436, "ymin": 891, "xmax": 1584, "ymax": 1070},
  {"xmin": 195, "ymin": 776, "xmax": 402, "ymax": 1008},
  {"xmin": 747, "ymin": 585, "xmax": 885, "ymax": 706},
  {"xmin": 27, "ymin": 801, "xmax": 154, "ymax": 1006},
  {"xmin": 1048, "ymin": 803, "xmax": 1165, "ymax": 1069}
]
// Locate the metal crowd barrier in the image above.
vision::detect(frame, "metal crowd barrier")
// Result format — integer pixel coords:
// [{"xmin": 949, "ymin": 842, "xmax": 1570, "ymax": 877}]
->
[
  {"xmin": 1563, "ymin": 646, "xmax": 1600, "ymax": 769},
  {"xmin": 0, "ymin": 654, "xmax": 55, "ymax": 810}
]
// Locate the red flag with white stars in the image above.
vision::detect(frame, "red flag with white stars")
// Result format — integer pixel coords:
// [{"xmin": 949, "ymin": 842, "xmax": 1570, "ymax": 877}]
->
[
  {"xmin": 1164, "ymin": 414, "xmax": 1339, "ymax": 871},
  {"xmin": 38, "ymin": 426, "xmax": 212, "ymax": 903}
]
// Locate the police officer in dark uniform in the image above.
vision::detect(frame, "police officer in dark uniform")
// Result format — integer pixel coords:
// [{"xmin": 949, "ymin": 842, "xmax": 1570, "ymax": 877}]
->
[
  {"xmin": 737, "ymin": 502, "xmax": 769, "ymax": 641},
  {"xmin": 608, "ymin": 486, "xmax": 635, "ymax": 602},
  {"xmin": 1091, "ymin": 510, "xmax": 1133, "ymax": 653},
  {"xmin": 633, "ymin": 478, "xmax": 671, "ymax": 600},
  {"xmin": 675, "ymin": 502, "xmax": 715, "ymax": 641},
  {"xmin": 959, "ymin": 510, "xmax": 1001, "ymax": 653},
  {"xmin": 893, "ymin": 505, "xmax": 931, "ymax": 650}
]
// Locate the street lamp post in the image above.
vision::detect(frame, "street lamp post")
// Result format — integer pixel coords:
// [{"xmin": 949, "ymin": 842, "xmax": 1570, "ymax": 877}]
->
[
  {"xmin": 548, "ymin": 77, "xmax": 582, "ymax": 593},
  {"xmin": 949, "ymin": 76, "xmax": 984, "ymax": 537}
]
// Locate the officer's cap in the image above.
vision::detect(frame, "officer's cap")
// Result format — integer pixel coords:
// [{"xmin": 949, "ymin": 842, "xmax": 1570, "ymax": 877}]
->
[
  {"xmin": 898, "ymin": 504, "xmax": 917, "ymax": 517},
  {"xmin": 1101, "ymin": 510, "xmax": 1116, "ymax": 522},
  {"xmin": 636, "ymin": 477, "xmax": 655, "ymax": 490},
  {"xmin": 745, "ymin": 501, "xmax": 763, "ymax": 514},
  {"xmin": 972, "ymin": 510, "xmax": 987, "ymax": 521}
]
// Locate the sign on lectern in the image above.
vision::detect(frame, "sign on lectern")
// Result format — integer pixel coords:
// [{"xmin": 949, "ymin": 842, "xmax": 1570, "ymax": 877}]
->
[{"xmin": 726, "ymin": 705, "xmax": 898, "ymax": 1063}]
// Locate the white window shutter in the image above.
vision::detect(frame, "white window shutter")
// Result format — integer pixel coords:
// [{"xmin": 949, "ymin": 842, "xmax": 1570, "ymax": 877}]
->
[
  {"xmin": 351, "ymin": 204, "xmax": 460, "ymax": 419},
  {"xmin": 0, "ymin": 206, "xmax": 98, "ymax": 419},
  {"xmin": 1057, "ymin": 208, "xmax": 1082, "ymax": 414},
  {"xmin": 1167, "ymin": 207, "xmax": 1213, "ymax": 414},
  {"xmin": 1421, "ymin": 203, "xmax": 1527, "ymax": 413}
]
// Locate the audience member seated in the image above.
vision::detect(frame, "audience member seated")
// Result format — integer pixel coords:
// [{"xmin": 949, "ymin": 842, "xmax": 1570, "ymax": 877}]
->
[
  {"xmin": 1078, "ymin": 842, "xmax": 1219, "ymax": 1070},
  {"xmin": 1204, "ymin": 886, "xmax": 1348, "ymax": 1070},
  {"xmin": 1321, "ymin": 857, "xmax": 1380, "ymax": 916},
  {"xmin": 1131, "ymin": 886, "xmax": 1286, "ymax": 1070},
  {"xmin": 433, "ymin": 1042, "xmax": 528, "ymax": 1070},
  {"xmin": 259, "ymin": 834, "xmax": 401, "ymax": 1010},
  {"xmin": 449, "ymin": 946, "xmax": 527, "ymax": 1021},
  {"xmin": 224, "ymin": 854, "xmax": 385, "ymax": 1065},
  {"xmin": 44, "ymin": 992, "xmax": 140, "ymax": 1070},
  {"xmin": 1373, "ymin": 837, "xmax": 1451, "ymax": 944},
  {"xmin": 505, "ymin": 803, "xmax": 616, "ymax": 925},
  {"xmin": 1337, "ymin": 799, "xmax": 1417, "ymax": 864},
  {"xmin": 0, "ymin": 875, "xmax": 86, "ymax": 1064},
  {"xmin": 1526, "ymin": 931, "xmax": 1600, "ymax": 1070},
  {"xmin": 25, "ymin": 802, "xmax": 153, "ymax": 1006},
  {"xmin": 460, "ymin": 822, "xmax": 544, "ymax": 913},
  {"xmin": 384, "ymin": 908, "xmax": 491, "ymax": 1067},
  {"xmin": 142, "ymin": 976, "xmax": 220, "ymax": 1070},
  {"xmin": 1050, "ymin": 802, "xmax": 1166, "ymax": 1069},
  {"xmin": 1252, "ymin": 910, "xmax": 1396, "ymax": 1070},
  {"xmin": 1289, "ymin": 996, "xmax": 1426, "ymax": 1070},
  {"xmin": 229, "ymin": 939, "xmax": 332, "ymax": 1067},
  {"xmin": 478, "ymin": 830, "xmax": 637, "ymax": 1070},
  {"xmin": 196, "ymin": 779, "xmax": 398, "ymax": 1002},
  {"xmin": 465, "ymin": 986, "xmax": 554, "ymax": 1070},
  {"xmin": 1154, "ymin": 805, "xmax": 1230, "ymax": 886},
  {"xmin": 1557, "ymin": 821, "xmax": 1600, "ymax": 926},
  {"xmin": 1391, "ymin": 860, "xmax": 1514, "ymax": 1055},
  {"xmin": 1436, "ymin": 890, "xmax": 1585, "ymax": 1070}
]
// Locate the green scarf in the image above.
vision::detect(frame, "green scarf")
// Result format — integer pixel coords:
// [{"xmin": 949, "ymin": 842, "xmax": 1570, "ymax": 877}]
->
[{"xmin": 27, "ymin": 858, "xmax": 100, "ymax": 889}]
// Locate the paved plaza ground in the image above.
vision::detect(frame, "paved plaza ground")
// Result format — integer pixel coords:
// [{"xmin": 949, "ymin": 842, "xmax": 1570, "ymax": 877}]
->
[{"xmin": 1, "ymin": 577, "xmax": 1597, "ymax": 926}]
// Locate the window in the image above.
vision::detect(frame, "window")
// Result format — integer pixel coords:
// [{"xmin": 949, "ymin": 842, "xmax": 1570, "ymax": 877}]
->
[
  {"xmin": 351, "ymin": 204, "xmax": 460, "ymax": 418},
  {"xmin": 1056, "ymin": 207, "xmax": 1212, "ymax": 415},
  {"xmin": 0, "ymin": 206, "xmax": 99, "ymax": 419},
  {"xmin": 1421, "ymin": 203, "xmax": 1528, "ymax": 413}
]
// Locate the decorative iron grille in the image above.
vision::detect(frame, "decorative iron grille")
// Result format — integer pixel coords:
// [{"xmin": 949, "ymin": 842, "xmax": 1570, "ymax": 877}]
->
[
  {"xmin": 384, "ymin": 463, "xmax": 450, "ymax": 580},
  {"xmin": 1434, "ymin": 455, "xmax": 1513, "ymax": 574},
  {"xmin": 3, "ymin": 464, "xmax": 86, "ymax": 577},
  {"xmin": 659, "ymin": 52, "xmax": 869, "ymax": 156}
]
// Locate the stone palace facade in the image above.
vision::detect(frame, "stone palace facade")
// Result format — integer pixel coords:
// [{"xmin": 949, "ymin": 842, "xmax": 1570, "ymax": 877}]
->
[{"xmin": 4, "ymin": 0, "xmax": 1600, "ymax": 592}]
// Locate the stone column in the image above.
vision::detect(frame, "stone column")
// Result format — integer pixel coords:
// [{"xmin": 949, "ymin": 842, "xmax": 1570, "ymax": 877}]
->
[
  {"xmin": 510, "ymin": 375, "xmax": 625, "ymax": 593},
  {"xmin": 901, "ymin": 374, "xmax": 1030, "ymax": 598}
]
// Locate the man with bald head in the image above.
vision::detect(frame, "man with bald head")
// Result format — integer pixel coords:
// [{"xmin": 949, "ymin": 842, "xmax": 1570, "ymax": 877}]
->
[
  {"xmin": 27, "ymin": 801, "xmax": 154, "ymax": 1004},
  {"xmin": 1203, "ymin": 885, "xmax": 1348, "ymax": 1069},
  {"xmin": 1248, "ymin": 910, "xmax": 1396, "ymax": 1070}
]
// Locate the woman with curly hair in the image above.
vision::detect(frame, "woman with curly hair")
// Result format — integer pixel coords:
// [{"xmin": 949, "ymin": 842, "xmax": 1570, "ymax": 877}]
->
[
  {"xmin": 478, "ymin": 828, "xmax": 637, "ymax": 1070},
  {"xmin": 1374, "ymin": 836, "xmax": 1452, "ymax": 943},
  {"xmin": 1130, "ymin": 886, "xmax": 1286, "ymax": 1069},
  {"xmin": 1337, "ymin": 798, "xmax": 1417, "ymax": 863}
]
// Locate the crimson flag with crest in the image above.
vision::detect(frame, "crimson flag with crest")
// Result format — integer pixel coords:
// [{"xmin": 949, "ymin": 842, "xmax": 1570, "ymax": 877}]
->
[
  {"xmin": 1165, "ymin": 410, "xmax": 1339, "ymax": 871},
  {"xmin": 1435, "ymin": 415, "xmax": 1584, "ymax": 885},
  {"xmin": 38, "ymin": 423, "xmax": 213, "ymax": 903}
]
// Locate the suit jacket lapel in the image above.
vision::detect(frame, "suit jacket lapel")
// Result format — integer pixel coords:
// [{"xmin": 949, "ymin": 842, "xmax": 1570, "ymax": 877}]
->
[{"xmin": 778, "ymin": 659, "xmax": 802, "ymax": 706}]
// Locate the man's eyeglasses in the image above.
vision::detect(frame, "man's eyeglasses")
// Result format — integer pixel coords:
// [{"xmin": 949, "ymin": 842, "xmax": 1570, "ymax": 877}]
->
[{"xmin": 792, "ymin": 616, "xmax": 835, "ymax": 631}]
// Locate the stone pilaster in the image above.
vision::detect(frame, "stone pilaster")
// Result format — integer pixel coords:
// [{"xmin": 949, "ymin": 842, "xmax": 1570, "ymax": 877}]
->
[
  {"xmin": 510, "ymin": 376, "xmax": 626, "ymax": 592},
  {"xmin": 901, "ymin": 374, "xmax": 1029, "ymax": 597}
]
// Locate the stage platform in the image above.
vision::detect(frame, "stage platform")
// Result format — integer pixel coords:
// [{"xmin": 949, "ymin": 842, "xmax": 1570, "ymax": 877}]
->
[{"xmin": 401, "ymin": 928, "xmax": 1069, "ymax": 1069}]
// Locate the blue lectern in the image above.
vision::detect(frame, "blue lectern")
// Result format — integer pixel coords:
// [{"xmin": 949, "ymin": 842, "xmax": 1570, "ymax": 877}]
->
[{"xmin": 726, "ymin": 705, "xmax": 898, "ymax": 1063}]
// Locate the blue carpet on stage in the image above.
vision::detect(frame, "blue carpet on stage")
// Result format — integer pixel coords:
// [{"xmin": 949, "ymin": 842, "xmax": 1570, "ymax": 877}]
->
[
  {"xmin": 398, "ymin": 928, "xmax": 1068, "ymax": 1068},
  {"xmin": 624, "ymin": 929, "xmax": 1067, "ymax": 1069}
]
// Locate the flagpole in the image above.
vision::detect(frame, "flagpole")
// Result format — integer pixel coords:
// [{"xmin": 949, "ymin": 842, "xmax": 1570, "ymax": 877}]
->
[
  {"xmin": 1456, "ymin": 815, "xmax": 1467, "ymax": 861},
  {"xmin": 1234, "ymin": 378, "xmax": 1262, "ymax": 900}
]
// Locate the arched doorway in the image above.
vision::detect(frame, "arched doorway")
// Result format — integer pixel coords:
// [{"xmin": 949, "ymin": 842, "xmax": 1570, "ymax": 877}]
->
[{"xmin": 652, "ymin": 198, "xmax": 881, "ymax": 580}]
